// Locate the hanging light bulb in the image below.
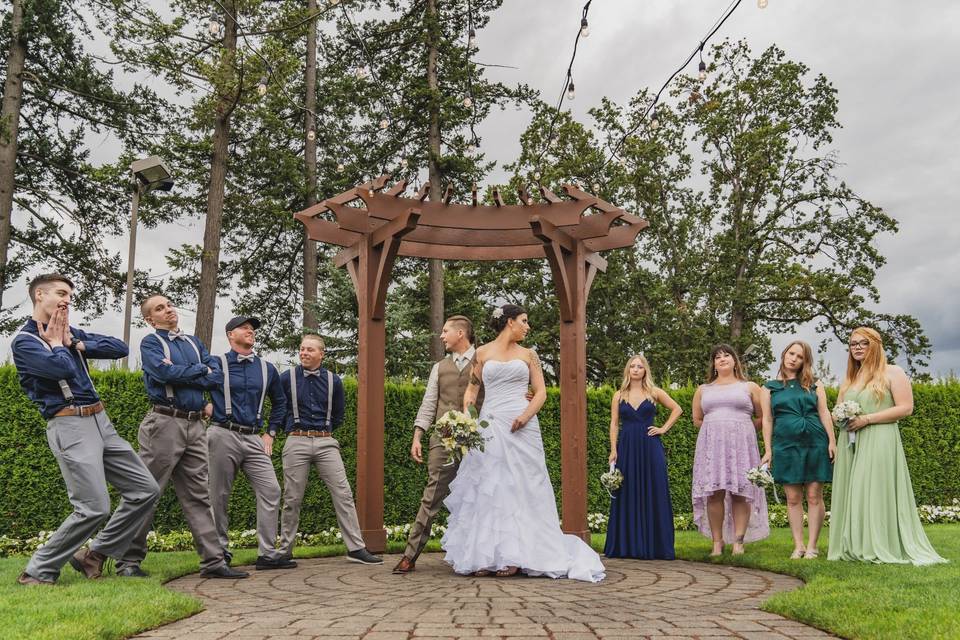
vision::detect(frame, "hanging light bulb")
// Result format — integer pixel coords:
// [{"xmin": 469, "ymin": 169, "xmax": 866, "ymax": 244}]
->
[
  {"xmin": 580, "ymin": 17, "xmax": 590, "ymax": 38},
  {"xmin": 336, "ymin": 163, "xmax": 345, "ymax": 172},
  {"xmin": 328, "ymin": 0, "xmax": 340, "ymax": 5},
  {"xmin": 257, "ymin": 75, "xmax": 268, "ymax": 96},
  {"xmin": 758, "ymin": 0, "xmax": 768, "ymax": 7},
  {"xmin": 307, "ymin": 129, "xmax": 316, "ymax": 141},
  {"xmin": 567, "ymin": 81, "xmax": 576, "ymax": 101},
  {"xmin": 400, "ymin": 158, "xmax": 408, "ymax": 168},
  {"xmin": 533, "ymin": 170, "xmax": 541, "ymax": 180},
  {"xmin": 379, "ymin": 118, "xmax": 389, "ymax": 130},
  {"xmin": 355, "ymin": 66, "xmax": 369, "ymax": 80},
  {"xmin": 468, "ymin": 28, "xmax": 476, "ymax": 49},
  {"xmin": 463, "ymin": 96, "xmax": 473, "ymax": 108},
  {"xmin": 592, "ymin": 182, "xmax": 600, "ymax": 192},
  {"xmin": 207, "ymin": 13, "xmax": 221, "ymax": 38},
  {"xmin": 467, "ymin": 143, "xmax": 476, "ymax": 153},
  {"xmin": 650, "ymin": 109, "xmax": 660, "ymax": 130},
  {"xmin": 698, "ymin": 60, "xmax": 707, "ymax": 82}
]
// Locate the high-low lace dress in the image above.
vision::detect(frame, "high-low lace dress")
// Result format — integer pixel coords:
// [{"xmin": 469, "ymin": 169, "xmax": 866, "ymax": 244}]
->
[{"xmin": 441, "ymin": 359, "xmax": 605, "ymax": 582}]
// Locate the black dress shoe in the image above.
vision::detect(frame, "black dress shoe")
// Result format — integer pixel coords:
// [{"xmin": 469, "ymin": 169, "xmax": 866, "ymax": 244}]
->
[
  {"xmin": 347, "ymin": 548, "xmax": 383, "ymax": 565},
  {"xmin": 117, "ymin": 565, "xmax": 150, "ymax": 578},
  {"xmin": 256, "ymin": 556, "xmax": 298, "ymax": 570},
  {"xmin": 200, "ymin": 565, "xmax": 249, "ymax": 579},
  {"xmin": 223, "ymin": 549, "xmax": 233, "ymax": 566}
]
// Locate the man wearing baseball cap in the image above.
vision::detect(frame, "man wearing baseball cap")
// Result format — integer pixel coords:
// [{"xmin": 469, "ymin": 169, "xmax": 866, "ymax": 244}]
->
[{"xmin": 207, "ymin": 316, "xmax": 295, "ymax": 570}]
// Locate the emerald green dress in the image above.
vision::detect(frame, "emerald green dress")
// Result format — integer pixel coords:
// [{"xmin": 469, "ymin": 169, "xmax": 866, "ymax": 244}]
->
[
  {"xmin": 828, "ymin": 385, "xmax": 946, "ymax": 565},
  {"xmin": 764, "ymin": 379, "xmax": 832, "ymax": 485}
]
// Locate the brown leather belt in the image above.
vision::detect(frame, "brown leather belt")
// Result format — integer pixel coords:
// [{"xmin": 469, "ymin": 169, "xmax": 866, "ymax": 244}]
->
[
  {"xmin": 54, "ymin": 402, "xmax": 104, "ymax": 418},
  {"xmin": 152, "ymin": 405, "xmax": 204, "ymax": 421},
  {"xmin": 210, "ymin": 421, "xmax": 259, "ymax": 435},
  {"xmin": 289, "ymin": 430, "xmax": 332, "ymax": 437}
]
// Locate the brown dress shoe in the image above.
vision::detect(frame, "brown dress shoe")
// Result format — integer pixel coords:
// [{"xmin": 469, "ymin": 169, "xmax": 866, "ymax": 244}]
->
[
  {"xmin": 392, "ymin": 556, "xmax": 415, "ymax": 574},
  {"xmin": 69, "ymin": 548, "xmax": 107, "ymax": 579},
  {"xmin": 17, "ymin": 571, "xmax": 54, "ymax": 586}
]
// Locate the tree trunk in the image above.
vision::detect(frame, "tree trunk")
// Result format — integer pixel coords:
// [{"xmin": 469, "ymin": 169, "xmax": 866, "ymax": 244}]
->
[
  {"xmin": 195, "ymin": 6, "xmax": 238, "ymax": 346},
  {"xmin": 302, "ymin": 0, "xmax": 319, "ymax": 331},
  {"xmin": 425, "ymin": 0, "xmax": 444, "ymax": 360},
  {"xmin": 0, "ymin": 0, "xmax": 27, "ymax": 310}
]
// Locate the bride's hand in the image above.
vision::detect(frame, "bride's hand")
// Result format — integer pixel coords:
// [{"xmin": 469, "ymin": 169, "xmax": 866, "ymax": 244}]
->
[{"xmin": 511, "ymin": 416, "xmax": 529, "ymax": 432}]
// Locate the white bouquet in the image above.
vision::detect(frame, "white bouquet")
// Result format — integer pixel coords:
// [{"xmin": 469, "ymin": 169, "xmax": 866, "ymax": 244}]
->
[
  {"xmin": 832, "ymin": 400, "xmax": 863, "ymax": 447},
  {"xmin": 428, "ymin": 406, "xmax": 489, "ymax": 464},
  {"xmin": 746, "ymin": 463, "xmax": 779, "ymax": 503},
  {"xmin": 601, "ymin": 463, "xmax": 624, "ymax": 497}
]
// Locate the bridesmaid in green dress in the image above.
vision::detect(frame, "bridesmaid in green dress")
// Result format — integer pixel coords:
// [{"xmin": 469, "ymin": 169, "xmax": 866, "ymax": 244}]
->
[
  {"xmin": 760, "ymin": 340, "xmax": 836, "ymax": 560},
  {"xmin": 828, "ymin": 327, "xmax": 946, "ymax": 565}
]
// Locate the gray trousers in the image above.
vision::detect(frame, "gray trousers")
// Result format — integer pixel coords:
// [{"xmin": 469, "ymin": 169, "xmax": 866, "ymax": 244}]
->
[
  {"xmin": 26, "ymin": 413, "xmax": 160, "ymax": 582},
  {"xmin": 279, "ymin": 436, "xmax": 364, "ymax": 555},
  {"xmin": 404, "ymin": 432, "xmax": 459, "ymax": 561},
  {"xmin": 118, "ymin": 412, "xmax": 225, "ymax": 571},
  {"xmin": 207, "ymin": 426, "xmax": 282, "ymax": 560}
]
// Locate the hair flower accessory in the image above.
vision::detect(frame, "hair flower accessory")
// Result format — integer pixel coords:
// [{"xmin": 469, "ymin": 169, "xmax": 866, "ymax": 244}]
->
[{"xmin": 492, "ymin": 307, "xmax": 504, "ymax": 319}]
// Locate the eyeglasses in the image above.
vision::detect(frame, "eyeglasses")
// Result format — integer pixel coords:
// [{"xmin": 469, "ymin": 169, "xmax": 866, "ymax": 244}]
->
[{"xmin": 849, "ymin": 340, "xmax": 870, "ymax": 349}]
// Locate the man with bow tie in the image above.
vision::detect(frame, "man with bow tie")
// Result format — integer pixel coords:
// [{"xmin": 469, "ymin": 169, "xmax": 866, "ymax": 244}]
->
[
  {"xmin": 207, "ymin": 316, "xmax": 295, "ymax": 570},
  {"xmin": 115, "ymin": 295, "xmax": 248, "ymax": 579},
  {"xmin": 12, "ymin": 274, "xmax": 159, "ymax": 586},
  {"xmin": 277, "ymin": 334, "xmax": 382, "ymax": 564}
]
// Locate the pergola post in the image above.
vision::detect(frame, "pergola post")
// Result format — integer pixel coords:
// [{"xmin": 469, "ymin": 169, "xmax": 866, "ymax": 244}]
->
[
  {"xmin": 334, "ymin": 207, "xmax": 421, "ymax": 553},
  {"xmin": 531, "ymin": 216, "xmax": 605, "ymax": 542}
]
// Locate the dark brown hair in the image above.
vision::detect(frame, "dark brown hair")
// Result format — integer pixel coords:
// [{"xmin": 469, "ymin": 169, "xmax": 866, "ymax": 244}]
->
[
  {"xmin": 488, "ymin": 304, "xmax": 525, "ymax": 334},
  {"xmin": 706, "ymin": 343, "xmax": 747, "ymax": 383},
  {"xmin": 445, "ymin": 315, "xmax": 475, "ymax": 344},
  {"xmin": 28, "ymin": 273, "xmax": 74, "ymax": 303}
]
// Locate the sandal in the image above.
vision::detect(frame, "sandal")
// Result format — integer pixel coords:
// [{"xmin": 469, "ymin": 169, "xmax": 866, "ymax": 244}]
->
[
  {"xmin": 790, "ymin": 548, "xmax": 806, "ymax": 560},
  {"xmin": 473, "ymin": 569, "xmax": 493, "ymax": 577},
  {"xmin": 803, "ymin": 549, "xmax": 819, "ymax": 560},
  {"xmin": 495, "ymin": 566, "xmax": 520, "ymax": 577}
]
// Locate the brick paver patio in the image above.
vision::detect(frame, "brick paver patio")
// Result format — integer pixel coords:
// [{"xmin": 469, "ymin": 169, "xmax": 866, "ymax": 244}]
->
[{"xmin": 135, "ymin": 553, "xmax": 833, "ymax": 640}]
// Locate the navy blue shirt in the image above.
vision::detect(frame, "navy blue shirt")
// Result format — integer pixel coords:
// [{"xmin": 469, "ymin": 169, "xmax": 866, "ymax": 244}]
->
[
  {"xmin": 12, "ymin": 319, "xmax": 128, "ymax": 419},
  {"xmin": 141, "ymin": 330, "xmax": 222, "ymax": 411},
  {"xmin": 209, "ymin": 351, "xmax": 287, "ymax": 436},
  {"xmin": 279, "ymin": 366, "xmax": 345, "ymax": 433}
]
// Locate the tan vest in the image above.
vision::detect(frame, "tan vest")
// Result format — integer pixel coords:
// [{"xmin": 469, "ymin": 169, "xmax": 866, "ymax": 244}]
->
[{"xmin": 436, "ymin": 354, "xmax": 483, "ymax": 416}]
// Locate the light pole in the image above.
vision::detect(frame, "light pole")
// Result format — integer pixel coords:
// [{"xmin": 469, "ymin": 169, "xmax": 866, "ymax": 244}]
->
[{"xmin": 121, "ymin": 156, "xmax": 174, "ymax": 369}]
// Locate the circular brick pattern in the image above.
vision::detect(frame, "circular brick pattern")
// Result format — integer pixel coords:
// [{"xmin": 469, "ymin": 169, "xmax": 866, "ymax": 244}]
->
[{"xmin": 135, "ymin": 554, "xmax": 834, "ymax": 640}]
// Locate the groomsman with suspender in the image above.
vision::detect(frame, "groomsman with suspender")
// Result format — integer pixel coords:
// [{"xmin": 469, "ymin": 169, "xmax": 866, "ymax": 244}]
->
[
  {"xmin": 115, "ymin": 295, "xmax": 248, "ymax": 579},
  {"xmin": 277, "ymin": 334, "xmax": 382, "ymax": 564},
  {"xmin": 11, "ymin": 273, "xmax": 160, "ymax": 585},
  {"xmin": 207, "ymin": 316, "xmax": 296, "ymax": 570}
]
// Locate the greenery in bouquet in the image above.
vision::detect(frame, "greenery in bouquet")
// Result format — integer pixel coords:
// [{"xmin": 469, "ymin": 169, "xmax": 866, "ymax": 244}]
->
[
  {"xmin": 427, "ymin": 405, "xmax": 489, "ymax": 463},
  {"xmin": 600, "ymin": 464, "xmax": 624, "ymax": 497},
  {"xmin": 832, "ymin": 400, "xmax": 863, "ymax": 446}
]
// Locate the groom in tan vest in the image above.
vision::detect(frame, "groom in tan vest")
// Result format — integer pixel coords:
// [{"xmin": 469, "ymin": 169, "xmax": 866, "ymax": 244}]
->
[{"xmin": 393, "ymin": 315, "xmax": 482, "ymax": 573}]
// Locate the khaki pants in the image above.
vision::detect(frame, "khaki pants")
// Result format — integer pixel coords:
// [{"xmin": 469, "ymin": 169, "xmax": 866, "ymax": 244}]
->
[
  {"xmin": 118, "ymin": 411, "xmax": 225, "ymax": 572},
  {"xmin": 26, "ymin": 413, "xmax": 160, "ymax": 582},
  {"xmin": 404, "ymin": 432, "xmax": 459, "ymax": 561},
  {"xmin": 279, "ymin": 435, "xmax": 364, "ymax": 555},
  {"xmin": 207, "ymin": 426, "xmax": 282, "ymax": 560}
]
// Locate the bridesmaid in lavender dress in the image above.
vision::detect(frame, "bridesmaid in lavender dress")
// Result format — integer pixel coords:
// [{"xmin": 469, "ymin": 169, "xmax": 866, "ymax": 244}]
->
[{"xmin": 691, "ymin": 344, "xmax": 769, "ymax": 556}]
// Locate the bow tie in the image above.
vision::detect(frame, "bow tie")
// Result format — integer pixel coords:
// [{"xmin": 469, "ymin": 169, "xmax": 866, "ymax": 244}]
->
[
  {"xmin": 303, "ymin": 369, "xmax": 322, "ymax": 377},
  {"xmin": 167, "ymin": 329, "xmax": 186, "ymax": 340},
  {"xmin": 237, "ymin": 353, "xmax": 256, "ymax": 362}
]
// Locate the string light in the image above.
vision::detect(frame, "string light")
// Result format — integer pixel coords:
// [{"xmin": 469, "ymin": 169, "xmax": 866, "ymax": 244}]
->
[
  {"xmin": 580, "ymin": 17, "xmax": 590, "ymax": 38},
  {"xmin": 533, "ymin": 171, "xmax": 541, "ymax": 180},
  {"xmin": 591, "ymin": 182, "xmax": 600, "ymax": 192},
  {"xmin": 758, "ymin": 0, "xmax": 768, "ymax": 7},
  {"xmin": 328, "ymin": 0, "xmax": 340, "ymax": 5},
  {"xmin": 379, "ymin": 117, "xmax": 390, "ymax": 130},
  {"xmin": 257, "ymin": 75, "xmax": 268, "ymax": 96},
  {"xmin": 698, "ymin": 44, "xmax": 707, "ymax": 82},
  {"xmin": 463, "ymin": 96, "xmax": 473, "ymax": 108},
  {"xmin": 355, "ymin": 65, "xmax": 369, "ymax": 80},
  {"xmin": 467, "ymin": 143, "xmax": 476, "ymax": 153},
  {"xmin": 650, "ymin": 108, "xmax": 660, "ymax": 130},
  {"xmin": 206, "ymin": 13, "xmax": 223, "ymax": 39},
  {"xmin": 307, "ymin": 129, "xmax": 316, "ymax": 141},
  {"xmin": 336, "ymin": 163, "xmax": 345, "ymax": 172},
  {"xmin": 468, "ymin": 28, "xmax": 476, "ymax": 49},
  {"xmin": 566, "ymin": 72, "xmax": 576, "ymax": 101}
]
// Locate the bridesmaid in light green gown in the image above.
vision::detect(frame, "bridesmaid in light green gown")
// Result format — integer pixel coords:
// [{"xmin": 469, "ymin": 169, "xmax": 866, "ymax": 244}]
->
[{"xmin": 828, "ymin": 327, "xmax": 946, "ymax": 565}]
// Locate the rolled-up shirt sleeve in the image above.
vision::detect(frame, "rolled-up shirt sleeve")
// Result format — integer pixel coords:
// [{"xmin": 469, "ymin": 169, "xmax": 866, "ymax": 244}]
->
[{"xmin": 413, "ymin": 362, "xmax": 441, "ymax": 431}]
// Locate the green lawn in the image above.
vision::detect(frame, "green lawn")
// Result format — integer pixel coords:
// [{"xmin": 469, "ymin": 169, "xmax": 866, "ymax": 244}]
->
[
  {"xmin": 3, "ymin": 528, "xmax": 958, "ymax": 640},
  {"xmin": 668, "ymin": 524, "xmax": 960, "ymax": 640}
]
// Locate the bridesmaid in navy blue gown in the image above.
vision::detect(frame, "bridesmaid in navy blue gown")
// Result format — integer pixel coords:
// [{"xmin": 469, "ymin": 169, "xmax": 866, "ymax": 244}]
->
[{"xmin": 604, "ymin": 354, "xmax": 683, "ymax": 559}]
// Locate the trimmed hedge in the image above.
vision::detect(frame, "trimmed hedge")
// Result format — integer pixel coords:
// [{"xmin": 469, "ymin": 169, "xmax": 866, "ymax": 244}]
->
[{"xmin": 1, "ymin": 365, "xmax": 958, "ymax": 537}]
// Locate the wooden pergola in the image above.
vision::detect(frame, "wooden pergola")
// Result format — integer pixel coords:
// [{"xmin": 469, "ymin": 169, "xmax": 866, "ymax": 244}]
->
[{"xmin": 295, "ymin": 175, "xmax": 648, "ymax": 552}]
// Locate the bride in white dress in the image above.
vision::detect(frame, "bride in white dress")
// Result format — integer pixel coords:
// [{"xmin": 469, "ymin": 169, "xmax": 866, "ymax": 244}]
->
[{"xmin": 441, "ymin": 304, "xmax": 605, "ymax": 582}]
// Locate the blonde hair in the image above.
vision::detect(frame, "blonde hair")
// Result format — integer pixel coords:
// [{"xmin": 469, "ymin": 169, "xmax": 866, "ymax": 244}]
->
[
  {"xmin": 778, "ymin": 340, "xmax": 816, "ymax": 391},
  {"xmin": 619, "ymin": 354, "xmax": 656, "ymax": 400},
  {"xmin": 301, "ymin": 334, "xmax": 326, "ymax": 351},
  {"xmin": 840, "ymin": 326, "xmax": 887, "ymax": 400}
]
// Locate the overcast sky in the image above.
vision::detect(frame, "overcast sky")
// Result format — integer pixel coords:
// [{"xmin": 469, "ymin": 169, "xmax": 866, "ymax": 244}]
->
[{"xmin": 3, "ymin": 0, "xmax": 958, "ymax": 379}]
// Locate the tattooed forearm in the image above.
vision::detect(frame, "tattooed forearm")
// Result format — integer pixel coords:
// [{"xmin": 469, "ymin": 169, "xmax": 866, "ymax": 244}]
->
[
  {"xmin": 470, "ymin": 373, "xmax": 482, "ymax": 386},
  {"xmin": 530, "ymin": 350, "xmax": 543, "ymax": 375}
]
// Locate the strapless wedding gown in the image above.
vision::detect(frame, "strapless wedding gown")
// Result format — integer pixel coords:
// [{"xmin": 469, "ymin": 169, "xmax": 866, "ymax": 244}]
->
[{"xmin": 441, "ymin": 359, "xmax": 605, "ymax": 582}]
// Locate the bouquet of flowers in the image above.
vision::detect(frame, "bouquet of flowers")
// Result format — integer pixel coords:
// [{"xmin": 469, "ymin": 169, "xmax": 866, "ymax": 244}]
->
[
  {"xmin": 600, "ymin": 463, "xmax": 624, "ymax": 497},
  {"xmin": 746, "ymin": 463, "xmax": 779, "ymax": 503},
  {"xmin": 427, "ymin": 405, "xmax": 489, "ymax": 464},
  {"xmin": 832, "ymin": 400, "xmax": 863, "ymax": 448}
]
